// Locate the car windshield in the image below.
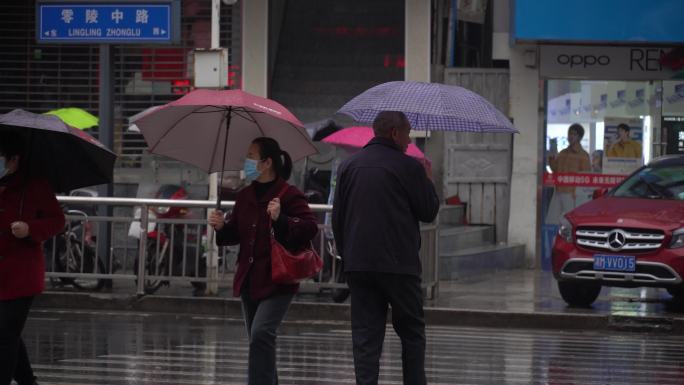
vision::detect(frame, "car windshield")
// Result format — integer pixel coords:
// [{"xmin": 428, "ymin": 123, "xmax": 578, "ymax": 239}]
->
[{"xmin": 613, "ymin": 165, "xmax": 684, "ymax": 200}]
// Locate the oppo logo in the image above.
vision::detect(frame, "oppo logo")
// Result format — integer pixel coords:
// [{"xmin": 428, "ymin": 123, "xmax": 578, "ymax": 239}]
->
[{"xmin": 556, "ymin": 54, "xmax": 611, "ymax": 68}]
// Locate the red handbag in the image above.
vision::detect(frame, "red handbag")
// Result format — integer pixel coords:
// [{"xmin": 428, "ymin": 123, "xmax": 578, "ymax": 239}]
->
[{"xmin": 270, "ymin": 185, "xmax": 323, "ymax": 284}]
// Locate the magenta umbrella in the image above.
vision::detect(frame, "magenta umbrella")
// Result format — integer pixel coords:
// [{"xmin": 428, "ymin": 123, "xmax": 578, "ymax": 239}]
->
[{"xmin": 322, "ymin": 126, "xmax": 427, "ymax": 160}]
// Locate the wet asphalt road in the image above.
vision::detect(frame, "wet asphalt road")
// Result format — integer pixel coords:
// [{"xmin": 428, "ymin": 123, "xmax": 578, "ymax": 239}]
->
[{"xmin": 20, "ymin": 309, "xmax": 684, "ymax": 385}]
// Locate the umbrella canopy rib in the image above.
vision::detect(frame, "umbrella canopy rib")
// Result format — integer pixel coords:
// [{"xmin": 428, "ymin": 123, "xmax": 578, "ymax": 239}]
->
[
  {"xmin": 148, "ymin": 105, "xmax": 206, "ymax": 153},
  {"xmin": 289, "ymin": 121, "xmax": 318, "ymax": 151},
  {"xmin": 208, "ymin": 109, "xmax": 230, "ymax": 172},
  {"xmin": 251, "ymin": 115, "xmax": 267, "ymax": 137},
  {"xmin": 190, "ymin": 106, "xmax": 230, "ymax": 114},
  {"xmin": 232, "ymin": 110, "xmax": 258, "ymax": 123},
  {"xmin": 219, "ymin": 109, "xmax": 231, "ymax": 174}
]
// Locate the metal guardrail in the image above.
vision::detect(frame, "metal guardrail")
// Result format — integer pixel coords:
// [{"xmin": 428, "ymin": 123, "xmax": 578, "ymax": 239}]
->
[{"xmin": 48, "ymin": 196, "xmax": 440, "ymax": 299}]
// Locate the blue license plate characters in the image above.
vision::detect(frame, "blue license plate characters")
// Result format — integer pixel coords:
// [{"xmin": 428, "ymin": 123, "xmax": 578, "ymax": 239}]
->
[{"xmin": 593, "ymin": 255, "xmax": 636, "ymax": 272}]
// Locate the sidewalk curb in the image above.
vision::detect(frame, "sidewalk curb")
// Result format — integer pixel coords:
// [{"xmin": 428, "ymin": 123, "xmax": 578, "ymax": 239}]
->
[
  {"xmin": 423, "ymin": 307, "xmax": 608, "ymax": 330},
  {"xmin": 34, "ymin": 292, "xmax": 684, "ymax": 333}
]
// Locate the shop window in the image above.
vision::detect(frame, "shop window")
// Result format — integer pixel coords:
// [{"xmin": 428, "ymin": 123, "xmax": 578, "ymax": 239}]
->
[{"xmin": 541, "ymin": 79, "xmax": 659, "ymax": 269}]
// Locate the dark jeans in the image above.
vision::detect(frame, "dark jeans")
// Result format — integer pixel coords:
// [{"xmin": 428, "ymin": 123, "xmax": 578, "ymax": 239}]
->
[
  {"xmin": 241, "ymin": 288, "xmax": 294, "ymax": 385},
  {"xmin": 0, "ymin": 296, "xmax": 35, "ymax": 385},
  {"xmin": 347, "ymin": 272, "xmax": 426, "ymax": 385}
]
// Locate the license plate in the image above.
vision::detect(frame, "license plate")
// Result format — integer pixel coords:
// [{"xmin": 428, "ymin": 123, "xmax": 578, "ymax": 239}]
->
[{"xmin": 593, "ymin": 255, "xmax": 636, "ymax": 272}]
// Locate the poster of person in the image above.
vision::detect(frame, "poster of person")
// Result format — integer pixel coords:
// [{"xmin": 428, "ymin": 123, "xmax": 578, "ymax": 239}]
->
[
  {"xmin": 544, "ymin": 123, "xmax": 591, "ymax": 225},
  {"xmin": 602, "ymin": 117, "xmax": 644, "ymax": 175},
  {"xmin": 663, "ymin": 116, "xmax": 684, "ymax": 155}
]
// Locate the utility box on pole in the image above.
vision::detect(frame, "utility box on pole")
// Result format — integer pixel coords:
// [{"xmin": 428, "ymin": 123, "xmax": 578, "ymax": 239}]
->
[{"xmin": 193, "ymin": 48, "xmax": 229, "ymax": 88}]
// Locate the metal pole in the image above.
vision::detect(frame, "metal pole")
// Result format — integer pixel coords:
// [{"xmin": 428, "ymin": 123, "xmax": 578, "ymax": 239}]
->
[
  {"xmin": 211, "ymin": 0, "xmax": 221, "ymax": 49},
  {"xmin": 98, "ymin": 44, "xmax": 114, "ymax": 284},
  {"xmin": 433, "ymin": 212, "xmax": 440, "ymax": 299},
  {"xmin": 136, "ymin": 205, "xmax": 149, "ymax": 296},
  {"xmin": 206, "ymin": 0, "xmax": 222, "ymax": 295}
]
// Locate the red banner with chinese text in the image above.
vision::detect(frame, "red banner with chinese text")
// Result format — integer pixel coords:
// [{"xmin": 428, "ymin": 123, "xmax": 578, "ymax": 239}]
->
[{"xmin": 543, "ymin": 173, "xmax": 626, "ymax": 187}]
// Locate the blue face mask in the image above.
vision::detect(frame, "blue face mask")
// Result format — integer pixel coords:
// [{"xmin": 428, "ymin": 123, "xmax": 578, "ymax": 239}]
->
[{"xmin": 243, "ymin": 158, "xmax": 261, "ymax": 181}]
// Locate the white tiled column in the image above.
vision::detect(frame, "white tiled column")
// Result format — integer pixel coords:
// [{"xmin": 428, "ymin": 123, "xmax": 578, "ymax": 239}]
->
[{"xmin": 508, "ymin": 45, "xmax": 542, "ymax": 266}]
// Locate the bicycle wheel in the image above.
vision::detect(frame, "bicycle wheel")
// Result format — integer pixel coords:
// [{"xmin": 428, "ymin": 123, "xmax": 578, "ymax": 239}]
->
[
  {"xmin": 139, "ymin": 239, "xmax": 170, "ymax": 295},
  {"xmin": 46, "ymin": 236, "xmax": 75, "ymax": 287},
  {"xmin": 66, "ymin": 240, "xmax": 106, "ymax": 291}
]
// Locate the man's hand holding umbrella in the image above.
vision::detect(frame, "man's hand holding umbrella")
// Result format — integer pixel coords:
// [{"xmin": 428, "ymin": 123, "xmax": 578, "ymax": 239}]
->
[{"xmin": 10, "ymin": 221, "xmax": 29, "ymax": 239}]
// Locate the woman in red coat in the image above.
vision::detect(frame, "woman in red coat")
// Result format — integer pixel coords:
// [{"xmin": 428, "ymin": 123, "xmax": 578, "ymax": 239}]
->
[
  {"xmin": 209, "ymin": 137, "xmax": 318, "ymax": 385},
  {"xmin": 0, "ymin": 131, "xmax": 65, "ymax": 385}
]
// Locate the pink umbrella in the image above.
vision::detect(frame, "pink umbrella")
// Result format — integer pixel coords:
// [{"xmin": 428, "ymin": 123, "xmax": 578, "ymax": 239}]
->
[
  {"xmin": 135, "ymin": 89, "xmax": 317, "ymax": 207},
  {"xmin": 135, "ymin": 89, "xmax": 317, "ymax": 173},
  {"xmin": 322, "ymin": 126, "xmax": 427, "ymax": 160}
]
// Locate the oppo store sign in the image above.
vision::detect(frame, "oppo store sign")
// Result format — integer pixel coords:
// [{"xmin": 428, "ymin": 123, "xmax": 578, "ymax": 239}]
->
[{"xmin": 540, "ymin": 45, "xmax": 677, "ymax": 80}]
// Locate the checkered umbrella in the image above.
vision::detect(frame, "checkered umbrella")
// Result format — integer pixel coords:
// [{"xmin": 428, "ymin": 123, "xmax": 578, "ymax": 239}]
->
[{"xmin": 337, "ymin": 81, "xmax": 518, "ymax": 133}]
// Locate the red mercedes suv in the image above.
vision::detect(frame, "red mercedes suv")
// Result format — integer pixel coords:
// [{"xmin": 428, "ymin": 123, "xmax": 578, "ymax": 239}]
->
[{"xmin": 552, "ymin": 155, "xmax": 684, "ymax": 307}]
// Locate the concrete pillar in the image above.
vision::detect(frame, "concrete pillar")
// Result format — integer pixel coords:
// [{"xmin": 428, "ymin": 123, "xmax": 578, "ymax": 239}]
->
[
  {"xmin": 241, "ymin": 0, "xmax": 268, "ymax": 97},
  {"xmin": 508, "ymin": 45, "xmax": 541, "ymax": 267},
  {"xmin": 405, "ymin": 0, "xmax": 431, "ymax": 82},
  {"xmin": 405, "ymin": 0, "xmax": 445, "ymax": 199}
]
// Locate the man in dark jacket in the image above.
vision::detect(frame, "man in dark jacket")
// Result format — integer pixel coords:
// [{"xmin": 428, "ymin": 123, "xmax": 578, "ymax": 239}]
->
[{"xmin": 332, "ymin": 111, "xmax": 439, "ymax": 385}]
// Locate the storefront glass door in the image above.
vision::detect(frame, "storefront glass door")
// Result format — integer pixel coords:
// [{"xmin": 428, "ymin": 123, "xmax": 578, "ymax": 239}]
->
[{"xmin": 541, "ymin": 79, "xmax": 662, "ymax": 269}]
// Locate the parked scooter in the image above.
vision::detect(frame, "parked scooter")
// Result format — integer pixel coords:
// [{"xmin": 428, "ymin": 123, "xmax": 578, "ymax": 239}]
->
[
  {"xmin": 129, "ymin": 184, "xmax": 207, "ymax": 296},
  {"xmin": 45, "ymin": 188, "xmax": 109, "ymax": 291}
]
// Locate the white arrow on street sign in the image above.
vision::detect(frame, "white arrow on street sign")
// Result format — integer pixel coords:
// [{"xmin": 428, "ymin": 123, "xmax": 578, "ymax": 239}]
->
[
  {"xmin": 161, "ymin": 29, "xmax": 166, "ymax": 35},
  {"xmin": 45, "ymin": 31, "xmax": 50, "ymax": 36}
]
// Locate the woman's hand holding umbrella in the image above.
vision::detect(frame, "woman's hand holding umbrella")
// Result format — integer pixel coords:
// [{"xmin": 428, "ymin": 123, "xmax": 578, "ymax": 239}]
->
[{"xmin": 209, "ymin": 210, "xmax": 225, "ymax": 230}]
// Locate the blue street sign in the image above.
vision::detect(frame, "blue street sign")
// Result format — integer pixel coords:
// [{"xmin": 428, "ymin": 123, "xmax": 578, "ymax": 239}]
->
[{"xmin": 36, "ymin": 1, "xmax": 180, "ymax": 44}]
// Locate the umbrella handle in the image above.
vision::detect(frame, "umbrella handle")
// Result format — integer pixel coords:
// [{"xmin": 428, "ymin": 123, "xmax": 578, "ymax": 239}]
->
[
  {"xmin": 216, "ymin": 107, "xmax": 232, "ymax": 211},
  {"xmin": 18, "ymin": 129, "xmax": 35, "ymax": 218},
  {"xmin": 216, "ymin": 186, "xmax": 222, "ymax": 210}
]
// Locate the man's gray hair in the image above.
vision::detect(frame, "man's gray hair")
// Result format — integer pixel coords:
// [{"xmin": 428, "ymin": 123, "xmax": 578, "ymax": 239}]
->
[{"xmin": 373, "ymin": 111, "xmax": 408, "ymax": 137}]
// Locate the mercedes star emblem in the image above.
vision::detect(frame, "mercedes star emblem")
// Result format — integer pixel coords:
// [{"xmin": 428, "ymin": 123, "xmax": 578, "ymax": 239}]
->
[{"xmin": 608, "ymin": 230, "xmax": 627, "ymax": 250}]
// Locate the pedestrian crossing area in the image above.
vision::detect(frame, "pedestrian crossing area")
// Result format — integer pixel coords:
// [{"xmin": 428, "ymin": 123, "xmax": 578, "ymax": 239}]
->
[{"xmin": 21, "ymin": 310, "xmax": 684, "ymax": 384}]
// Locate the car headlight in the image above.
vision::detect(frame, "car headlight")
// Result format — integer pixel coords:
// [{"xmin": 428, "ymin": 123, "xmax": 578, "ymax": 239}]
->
[
  {"xmin": 558, "ymin": 216, "xmax": 573, "ymax": 243},
  {"xmin": 670, "ymin": 228, "xmax": 684, "ymax": 249}
]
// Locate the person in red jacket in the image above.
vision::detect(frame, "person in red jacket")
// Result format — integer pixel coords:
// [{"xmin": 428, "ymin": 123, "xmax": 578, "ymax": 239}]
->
[
  {"xmin": 209, "ymin": 137, "xmax": 318, "ymax": 385},
  {"xmin": 0, "ymin": 131, "xmax": 65, "ymax": 385}
]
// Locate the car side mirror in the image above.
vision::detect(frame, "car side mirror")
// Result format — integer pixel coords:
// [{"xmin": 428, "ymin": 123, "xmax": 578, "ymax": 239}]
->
[{"xmin": 592, "ymin": 188, "xmax": 609, "ymax": 200}]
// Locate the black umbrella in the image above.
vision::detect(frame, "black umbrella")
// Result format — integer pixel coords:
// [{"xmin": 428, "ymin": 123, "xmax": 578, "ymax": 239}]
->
[{"xmin": 0, "ymin": 109, "xmax": 116, "ymax": 192}]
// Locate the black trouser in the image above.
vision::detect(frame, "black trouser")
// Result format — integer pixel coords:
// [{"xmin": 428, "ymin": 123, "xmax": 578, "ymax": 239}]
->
[
  {"xmin": 0, "ymin": 296, "xmax": 35, "ymax": 385},
  {"xmin": 240, "ymin": 288, "xmax": 294, "ymax": 385},
  {"xmin": 347, "ymin": 272, "xmax": 426, "ymax": 385}
]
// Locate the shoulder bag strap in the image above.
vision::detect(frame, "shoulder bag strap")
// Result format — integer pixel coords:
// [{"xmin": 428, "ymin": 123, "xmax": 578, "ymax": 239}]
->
[
  {"xmin": 269, "ymin": 183, "xmax": 290, "ymax": 230},
  {"xmin": 275, "ymin": 183, "xmax": 289, "ymax": 200}
]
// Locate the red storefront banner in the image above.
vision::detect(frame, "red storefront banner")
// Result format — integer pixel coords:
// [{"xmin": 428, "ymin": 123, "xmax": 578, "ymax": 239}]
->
[{"xmin": 543, "ymin": 172, "xmax": 626, "ymax": 187}]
